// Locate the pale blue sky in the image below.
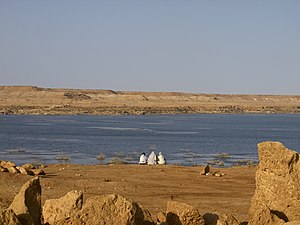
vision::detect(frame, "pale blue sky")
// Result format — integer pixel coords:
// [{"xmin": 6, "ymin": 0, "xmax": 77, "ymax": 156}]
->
[{"xmin": 0, "ymin": 1, "xmax": 300, "ymax": 94}]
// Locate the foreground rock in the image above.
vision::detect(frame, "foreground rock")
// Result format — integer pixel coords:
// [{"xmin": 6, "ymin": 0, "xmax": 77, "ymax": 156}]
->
[
  {"xmin": 9, "ymin": 177, "xmax": 42, "ymax": 225},
  {"xmin": 42, "ymin": 190, "xmax": 83, "ymax": 225},
  {"xmin": 248, "ymin": 204, "xmax": 285, "ymax": 225},
  {"xmin": 55, "ymin": 194, "xmax": 155, "ymax": 225},
  {"xmin": 249, "ymin": 142, "xmax": 300, "ymax": 223},
  {"xmin": 216, "ymin": 214, "xmax": 240, "ymax": 225},
  {"xmin": 0, "ymin": 208, "xmax": 22, "ymax": 225},
  {"xmin": 166, "ymin": 201, "xmax": 204, "ymax": 225}
]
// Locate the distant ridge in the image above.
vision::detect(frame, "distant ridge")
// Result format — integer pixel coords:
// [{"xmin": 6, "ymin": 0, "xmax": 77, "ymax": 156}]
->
[{"xmin": 0, "ymin": 86, "xmax": 300, "ymax": 115}]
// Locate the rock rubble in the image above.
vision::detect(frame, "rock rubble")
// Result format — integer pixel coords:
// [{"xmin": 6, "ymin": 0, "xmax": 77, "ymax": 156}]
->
[{"xmin": 2, "ymin": 141, "xmax": 300, "ymax": 224}]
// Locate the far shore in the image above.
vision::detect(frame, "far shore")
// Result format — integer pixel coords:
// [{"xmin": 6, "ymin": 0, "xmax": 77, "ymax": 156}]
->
[{"xmin": 1, "ymin": 86, "xmax": 300, "ymax": 115}]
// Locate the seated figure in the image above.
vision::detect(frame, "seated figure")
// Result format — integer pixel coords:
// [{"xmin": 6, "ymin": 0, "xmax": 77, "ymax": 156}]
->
[
  {"xmin": 157, "ymin": 152, "xmax": 166, "ymax": 165},
  {"xmin": 147, "ymin": 151, "xmax": 157, "ymax": 165},
  {"xmin": 139, "ymin": 152, "xmax": 147, "ymax": 165}
]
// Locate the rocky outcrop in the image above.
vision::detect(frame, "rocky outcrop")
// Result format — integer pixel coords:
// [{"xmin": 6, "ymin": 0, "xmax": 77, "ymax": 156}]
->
[
  {"xmin": 74, "ymin": 194, "xmax": 155, "ymax": 225},
  {"xmin": 21, "ymin": 164, "xmax": 35, "ymax": 171},
  {"xmin": 7, "ymin": 167, "xmax": 20, "ymax": 174},
  {"xmin": 42, "ymin": 190, "xmax": 83, "ymax": 225},
  {"xmin": 0, "ymin": 160, "xmax": 16, "ymax": 168},
  {"xmin": 249, "ymin": 142, "xmax": 300, "ymax": 223},
  {"xmin": 166, "ymin": 201, "xmax": 204, "ymax": 225},
  {"xmin": 0, "ymin": 208, "xmax": 22, "ymax": 225},
  {"xmin": 9, "ymin": 177, "xmax": 42, "ymax": 225},
  {"xmin": 16, "ymin": 167, "xmax": 34, "ymax": 176},
  {"xmin": 0, "ymin": 160, "xmax": 44, "ymax": 176}
]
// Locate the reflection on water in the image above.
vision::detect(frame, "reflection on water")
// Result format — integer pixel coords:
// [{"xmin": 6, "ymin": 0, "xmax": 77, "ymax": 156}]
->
[{"xmin": 0, "ymin": 114, "xmax": 300, "ymax": 167}]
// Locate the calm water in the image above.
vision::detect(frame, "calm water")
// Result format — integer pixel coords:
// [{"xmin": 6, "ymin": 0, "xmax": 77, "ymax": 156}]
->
[{"xmin": 1, "ymin": 114, "xmax": 300, "ymax": 167}]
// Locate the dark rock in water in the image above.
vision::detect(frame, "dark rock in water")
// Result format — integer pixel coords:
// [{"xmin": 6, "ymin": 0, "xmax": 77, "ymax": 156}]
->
[{"xmin": 249, "ymin": 141, "xmax": 300, "ymax": 223}]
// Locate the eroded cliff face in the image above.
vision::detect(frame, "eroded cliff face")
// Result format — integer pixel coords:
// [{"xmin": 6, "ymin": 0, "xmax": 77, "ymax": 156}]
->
[
  {"xmin": 1, "ymin": 86, "xmax": 300, "ymax": 115},
  {"xmin": 249, "ymin": 142, "xmax": 300, "ymax": 224}
]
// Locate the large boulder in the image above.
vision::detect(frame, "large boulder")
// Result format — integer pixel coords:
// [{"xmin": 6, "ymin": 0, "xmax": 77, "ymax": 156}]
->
[
  {"xmin": 42, "ymin": 190, "xmax": 83, "ymax": 225},
  {"xmin": 249, "ymin": 142, "xmax": 300, "ymax": 222},
  {"xmin": 166, "ymin": 201, "xmax": 204, "ymax": 225},
  {"xmin": 0, "ymin": 208, "xmax": 22, "ymax": 225},
  {"xmin": 66, "ymin": 194, "xmax": 155, "ymax": 225},
  {"xmin": 9, "ymin": 177, "xmax": 42, "ymax": 225}
]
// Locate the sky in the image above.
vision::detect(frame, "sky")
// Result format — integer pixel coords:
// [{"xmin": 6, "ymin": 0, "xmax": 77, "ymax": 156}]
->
[{"xmin": 0, "ymin": 1, "xmax": 300, "ymax": 95}]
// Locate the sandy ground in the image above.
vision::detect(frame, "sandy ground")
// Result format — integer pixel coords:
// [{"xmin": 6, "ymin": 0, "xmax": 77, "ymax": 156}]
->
[{"xmin": 0, "ymin": 164, "xmax": 256, "ymax": 222}]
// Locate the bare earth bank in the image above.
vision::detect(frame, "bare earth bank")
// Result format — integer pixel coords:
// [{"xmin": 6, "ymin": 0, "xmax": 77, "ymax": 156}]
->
[{"xmin": 0, "ymin": 164, "xmax": 256, "ymax": 222}]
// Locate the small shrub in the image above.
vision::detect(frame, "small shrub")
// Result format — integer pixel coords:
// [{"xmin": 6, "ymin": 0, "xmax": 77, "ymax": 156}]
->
[
  {"xmin": 96, "ymin": 153, "xmax": 105, "ymax": 161},
  {"xmin": 108, "ymin": 158, "xmax": 128, "ymax": 165}
]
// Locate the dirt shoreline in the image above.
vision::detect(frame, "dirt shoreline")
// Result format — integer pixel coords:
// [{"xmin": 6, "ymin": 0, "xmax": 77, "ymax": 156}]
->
[
  {"xmin": 1, "ymin": 86, "xmax": 300, "ymax": 115},
  {"xmin": 0, "ymin": 164, "xmax": 256, "ymax": 222}
]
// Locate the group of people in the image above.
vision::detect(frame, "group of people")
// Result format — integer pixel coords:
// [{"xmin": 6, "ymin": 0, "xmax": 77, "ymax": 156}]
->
[{"xmin": 139, "ymin": 151, "xmax": 166, "ymax": 165}]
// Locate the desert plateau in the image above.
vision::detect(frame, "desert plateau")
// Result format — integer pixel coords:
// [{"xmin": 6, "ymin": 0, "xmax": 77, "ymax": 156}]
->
[{"xmin": 1, "ymin": 86, "xmax": 300, "ymax": 115}]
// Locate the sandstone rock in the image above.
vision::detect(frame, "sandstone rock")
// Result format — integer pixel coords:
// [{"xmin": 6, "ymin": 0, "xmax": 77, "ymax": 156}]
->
[
  {"xmin": 76, "ymin": 194, "xmax": 154, "ymax": 225},
  {"xmin": 9, "ymin": 177, "xmax": 42, "ymax": 225},
  {"xmin": 200, "ymin": 165, "xmax": 210, "ymax": 175},
  {"xmin": 16, "ymin": 166, "xmax": 34, "ymax": 176},
  {"xmin": 0, "ymin": 166, "xmax": 8, "ymax": 172},
  {"xmin": 42, "ymin": 190, "xmax": 83, "ymax": 225},
  {"xmin": 248, "ymin": 204, "xmax": 285, "ymax": 225},
  {"xmin": 249, "ymin": 142, "xmax": 300, "ymax": 222},
  {"xmin": 166, "ymin": 201, "xmax": 204, "ymax": 225},
  {"xmin": 157, "ymin": 212, "xmax": 166, "ymax": 223},
  {"xmin": 0, "ymin": 160, "xmax": 16, "ymax": 168},
  {"xmin": 22, "ymin": 163, "xmax": 35, "ymax": 170},
  {"xmin": 216, "ymin": 213, "xmax": 240, "ymax": 225},
  {"xmin": 0, "ymin": 208, "xmax": 22, "ymax": 225},
  {"xmin": 32, "ymin": 169, "xmax": 45, "ymax": 175},
  {"xmin": 7, "ymin": 167, "xmax": 20, "ymax": 174}
]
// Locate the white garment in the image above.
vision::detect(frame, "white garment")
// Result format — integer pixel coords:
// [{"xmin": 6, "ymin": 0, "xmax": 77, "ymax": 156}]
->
[
  {"xmin": 147, "ymin": 151, "xmax": 157, "ymax": 165},
  {"xmin": 139, "ymin": 154, "xmax": 147, "ymax": 164},
  {"xmin": 158, "ymin": 152, "xmax": 166, "ymax": 165}
]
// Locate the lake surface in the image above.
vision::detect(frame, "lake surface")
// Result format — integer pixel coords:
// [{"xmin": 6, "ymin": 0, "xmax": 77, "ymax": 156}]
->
[{"xmin": 1, "ymin": 114, "xmax": 300, "ymax": 167}]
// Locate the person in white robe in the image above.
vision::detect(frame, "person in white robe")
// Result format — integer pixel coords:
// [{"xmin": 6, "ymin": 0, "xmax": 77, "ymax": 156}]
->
[
  {"xmin": 147, "ymin": 151, "xmax": 157, "ymax": 165},
  {"xmin": 139, "ymin": 152, "xmax": 147, "ymax": 165},
  {"xmin": 157, "ymin": 152, "xmax": 166, "ymax": 165}
]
